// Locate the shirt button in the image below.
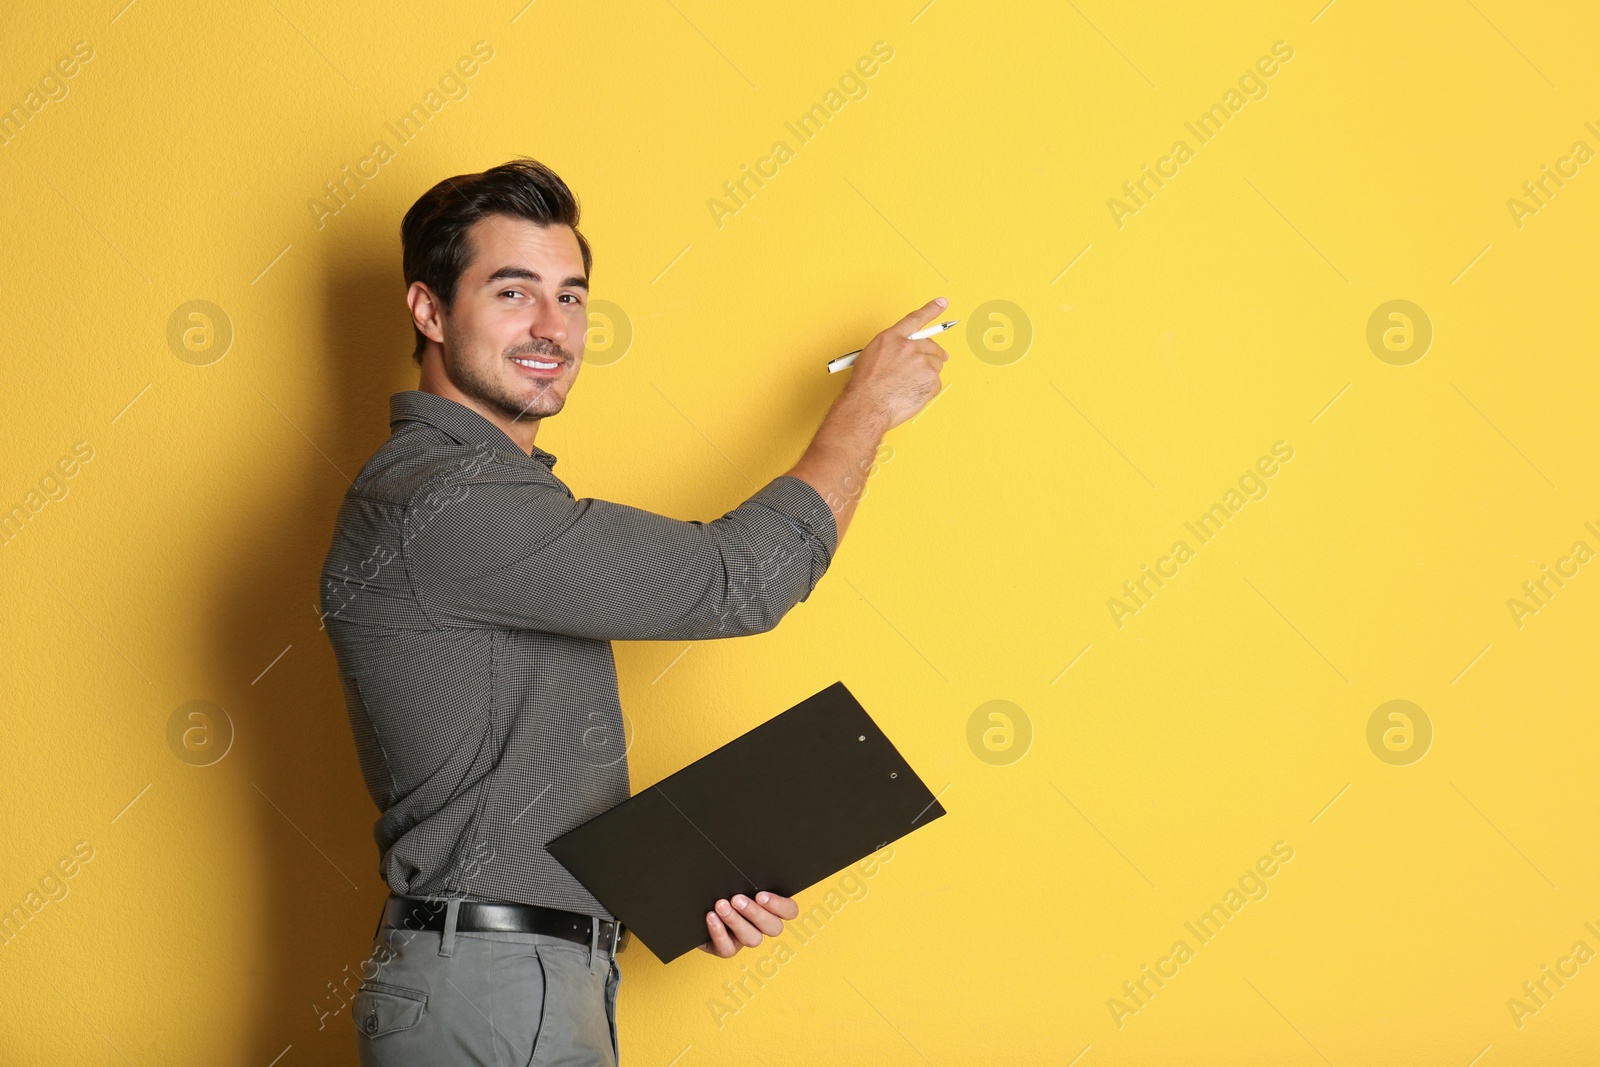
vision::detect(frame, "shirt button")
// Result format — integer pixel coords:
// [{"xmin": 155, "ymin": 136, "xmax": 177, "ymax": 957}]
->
[{"xmin": 365, "ymin": 1012, "xmax": 378, "ymax": 1035}]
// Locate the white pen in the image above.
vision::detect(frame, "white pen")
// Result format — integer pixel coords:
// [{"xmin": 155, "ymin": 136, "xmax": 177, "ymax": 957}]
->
[{"xmin": 826, "ymin": 319, "xmax": 960, "ymax": 374}]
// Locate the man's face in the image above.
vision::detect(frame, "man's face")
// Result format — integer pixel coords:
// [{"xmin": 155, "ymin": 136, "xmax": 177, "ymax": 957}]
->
[{"xmin": 437, "ymin": 215, "xmax": 588, "ymax": 423}]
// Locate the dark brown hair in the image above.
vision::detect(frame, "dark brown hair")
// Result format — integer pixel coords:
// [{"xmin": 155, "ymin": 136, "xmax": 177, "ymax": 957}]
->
[{"xmin": 400, "ymin": 157, "xmax": 592, "ymax": 362}]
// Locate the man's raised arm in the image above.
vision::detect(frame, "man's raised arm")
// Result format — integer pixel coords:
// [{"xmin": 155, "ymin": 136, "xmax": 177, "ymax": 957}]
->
[{"xmin": 405, "ymin": 298, "xmax": 950, "ymax": 642}]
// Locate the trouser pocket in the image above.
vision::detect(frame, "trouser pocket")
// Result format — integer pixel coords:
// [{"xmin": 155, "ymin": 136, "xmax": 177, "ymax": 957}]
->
[
  {"xmin": 352, "ymin": 980, "xmax": 427, "ymax": 1039},
  {"xmin": 353, "ymin": 927, "xmax": 548, "ymax": 1066},
  {"xmin": 529, "ymin": 942, "xmax": 618, "ymax": 1067}
]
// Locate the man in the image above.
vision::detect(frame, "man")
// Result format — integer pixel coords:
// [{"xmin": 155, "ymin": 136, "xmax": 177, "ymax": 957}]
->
[{"xmin": 319, "ymin": 157, "xmax": 948, "ymax": 1065}]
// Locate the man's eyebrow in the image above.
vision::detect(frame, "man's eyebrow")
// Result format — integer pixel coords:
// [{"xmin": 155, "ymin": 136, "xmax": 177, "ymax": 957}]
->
[{"xmin": 484, "ymin": 266, "xmax": 589, "ymax": 289}]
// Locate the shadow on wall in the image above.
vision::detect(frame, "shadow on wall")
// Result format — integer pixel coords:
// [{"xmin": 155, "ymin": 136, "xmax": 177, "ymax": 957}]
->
[{"xmin": 212, "ymin": 213, "xmax": 417, "ymax": 1066}]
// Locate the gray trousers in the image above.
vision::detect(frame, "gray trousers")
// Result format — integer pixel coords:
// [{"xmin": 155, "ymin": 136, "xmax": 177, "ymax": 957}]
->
[{"xmin": 353, "ymin": 900, "xmax": 622, "ymax": 1066}]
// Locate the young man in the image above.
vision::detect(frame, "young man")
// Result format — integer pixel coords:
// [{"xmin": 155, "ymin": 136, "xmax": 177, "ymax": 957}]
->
[{"xmin": 319, "ymin": 157, "xmax": 948, "ymax": 1065}]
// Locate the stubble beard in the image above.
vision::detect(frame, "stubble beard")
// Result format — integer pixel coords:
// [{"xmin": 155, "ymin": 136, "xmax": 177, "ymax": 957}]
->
[{"xmin": 444, "ymin": 322, "xmax": 574, "ymax": 424}]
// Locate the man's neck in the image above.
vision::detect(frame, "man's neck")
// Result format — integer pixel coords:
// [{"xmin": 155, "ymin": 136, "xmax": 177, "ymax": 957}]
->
[{"xmin": 417, "ymin": 363, "xmax": 540, "ymax": 456}]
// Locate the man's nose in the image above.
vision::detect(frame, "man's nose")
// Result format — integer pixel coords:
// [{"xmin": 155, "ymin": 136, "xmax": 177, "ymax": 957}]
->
[{"xmin": 528, "ymin": 296, "xmax": 568, "ymax": 351}]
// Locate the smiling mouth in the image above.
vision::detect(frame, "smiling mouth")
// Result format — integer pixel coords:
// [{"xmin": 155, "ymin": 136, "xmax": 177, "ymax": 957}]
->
[{"xmin": 510, "ymin": 355, "xmax": 563, "ymax": 373}]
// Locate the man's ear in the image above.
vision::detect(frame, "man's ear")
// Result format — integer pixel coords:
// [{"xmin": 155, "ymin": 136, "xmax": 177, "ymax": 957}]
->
[{"xmin": 407, "ymin": 281, "xmax": 447, "ymax": 347}]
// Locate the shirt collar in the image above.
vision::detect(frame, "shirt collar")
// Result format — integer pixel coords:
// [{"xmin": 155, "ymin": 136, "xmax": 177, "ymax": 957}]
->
[{"xmin": 389, "ymin": 390, "xmax": 559, "ymax": 470}]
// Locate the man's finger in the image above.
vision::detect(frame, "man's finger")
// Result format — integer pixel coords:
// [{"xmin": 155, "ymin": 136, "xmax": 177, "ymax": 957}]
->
[
  {"xmin": 714, "ymin": 898, "xmax": 764, "ymax": 947},
  {"xmin": 730, "ymin": 894, "xmax": 785, "ymax": 937},
  {"xmin": 889, "ymin": 297, "xmax": 948, "ymax": 338},
  {"xmin": 754, "ymin": 891, "xmax": 800, "ymax": 921},
  {"xmin": 702, "ymin": 910, "xmax": 739, "ymax": 957}
]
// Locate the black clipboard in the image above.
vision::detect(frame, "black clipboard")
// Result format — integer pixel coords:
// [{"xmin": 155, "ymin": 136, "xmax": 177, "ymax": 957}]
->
[{"xmin": 546, "ymin": 681, "xmax": 946, "ymax": 962}]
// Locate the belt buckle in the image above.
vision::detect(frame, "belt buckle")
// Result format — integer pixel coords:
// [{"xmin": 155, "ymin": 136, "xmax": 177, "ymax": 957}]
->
[
  {"xmin": 588, "ymin": 917, "xmax": 622, "ymax": 973},
  {"xmin": 597, "ymin": 919, "xmax": 621, "ymax": 958}
]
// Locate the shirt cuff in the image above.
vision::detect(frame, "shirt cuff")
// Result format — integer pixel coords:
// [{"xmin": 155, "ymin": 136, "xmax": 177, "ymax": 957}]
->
[{"xmin": 746, "ymin": 474, "xmax": 840, "ymax": 567}]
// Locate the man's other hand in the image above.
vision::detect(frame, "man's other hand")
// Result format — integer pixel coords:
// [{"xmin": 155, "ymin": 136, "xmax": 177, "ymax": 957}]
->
[{"xmin": 698, "ymin": 892, "xmax": 801, "ymax": 957}]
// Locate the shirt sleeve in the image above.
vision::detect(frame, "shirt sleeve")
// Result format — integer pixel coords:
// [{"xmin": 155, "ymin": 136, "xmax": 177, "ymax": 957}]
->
[{"xmin": 404, "ymin": 472, "xmax": 839, "ymax": 641}]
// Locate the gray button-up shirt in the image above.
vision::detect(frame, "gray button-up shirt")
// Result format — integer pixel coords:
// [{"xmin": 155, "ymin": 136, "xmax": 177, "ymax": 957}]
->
[{"xmin": 319, "ymin": 390, "xmax": 838, "ymax": 917}]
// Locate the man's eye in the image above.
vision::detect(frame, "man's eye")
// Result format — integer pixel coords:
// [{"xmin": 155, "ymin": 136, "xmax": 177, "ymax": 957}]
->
[
  {"xmin": 501, "ymin": 290, "xmax": 524, "ymax": 300},
  {"xmin": 560, "ymin": 294, "xmax": 584, "ymax": 305}
]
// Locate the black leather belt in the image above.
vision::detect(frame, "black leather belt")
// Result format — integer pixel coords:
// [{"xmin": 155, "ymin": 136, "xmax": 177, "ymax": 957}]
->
[{"xmin": 379, "ymin": 894, "xmax": 627, "ymax": 957}]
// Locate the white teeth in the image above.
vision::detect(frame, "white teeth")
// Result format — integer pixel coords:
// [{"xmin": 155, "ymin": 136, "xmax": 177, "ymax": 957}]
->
[{"xmin": 513, "ymin": 357, "xmax": 560, "ymax": 370}]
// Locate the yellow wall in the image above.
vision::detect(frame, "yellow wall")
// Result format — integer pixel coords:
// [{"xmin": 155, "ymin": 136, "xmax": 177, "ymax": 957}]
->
[{"xmin": 3, "ymin": 1, "xmax": 1598, "ymax": 1063}]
